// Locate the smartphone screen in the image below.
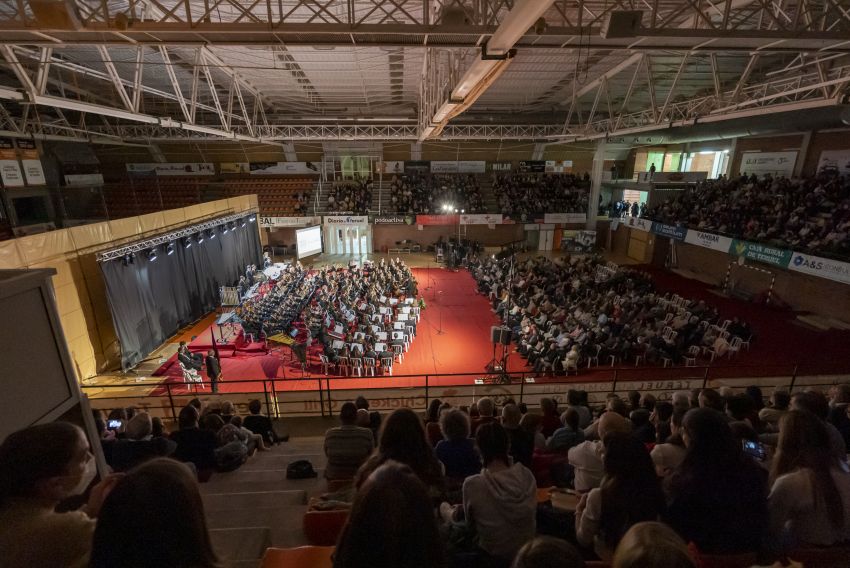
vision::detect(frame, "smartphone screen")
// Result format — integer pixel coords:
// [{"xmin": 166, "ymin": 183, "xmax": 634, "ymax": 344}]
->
[
  {"xmin": 742, "ymin": 439, "xmax": 766, "ymax": 461},
  {"xmin": 107, "ymin": 419, "xmax": 122, "ymax": 430}
]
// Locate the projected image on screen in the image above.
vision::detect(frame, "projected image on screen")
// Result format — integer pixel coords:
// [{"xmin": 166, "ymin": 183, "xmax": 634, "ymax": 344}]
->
[{"xmin": 296, "ymin": 225, "xmax": 323, "ymax": 259}]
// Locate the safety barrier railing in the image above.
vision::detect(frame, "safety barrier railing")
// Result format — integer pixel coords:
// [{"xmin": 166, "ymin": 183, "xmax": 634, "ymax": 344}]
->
[{"xmin": 81, "ymin": 361, "xmax": 849, "ymax": 422}]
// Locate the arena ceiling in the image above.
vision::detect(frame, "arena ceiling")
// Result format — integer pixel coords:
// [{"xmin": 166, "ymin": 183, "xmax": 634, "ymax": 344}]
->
[{"xmin": 0, "ymin": 0, "xmax": 849, "ymax": 145}]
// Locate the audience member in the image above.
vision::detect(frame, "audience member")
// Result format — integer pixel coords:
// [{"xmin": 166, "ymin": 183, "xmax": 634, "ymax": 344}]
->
[
  {"xmin": 539, "ymin": 398, "xmax": 562, "ymax": 438},
  {"xmin": 89, "ymin": 458, "xmax": 218, "ymax": 568},
  {"xmin": 170, "ymin": 405, "xmax": 218, "ymax": 480},
  {"xmin": 759, "ymin": 389, "xmax": 791, "ymax": 432},
  {"xmin": 511, "ymin": 536, "xmax": 585, "ymax": 568},
  {"xmin": 611, "ymin": 522, "xmax": 696, "ymax": 568},
  {"xmin": 324, "ymin": 402, "xmax": 375, "ymax": 481},
  {"xmin": 243, "ymin": 399, "xmax": 287, "ymax": 444},
  {"xmin": 356, "ymin": 408, "xmax": 444, "ymax": 498},
  {"xmin": 334, "ymin": 462, "xmax": 445, "ymax": 568},
  {"xmin": 827, "ymin": 383, "xmax": 850, "ymax": 449},
  {"xmin": 575, "ymin": 432, "xmax": 665, "ymax": 559},
  {"xmin": 520, "ymin": 412, "xmax": 547, "ymax": 451},
  {"xmin": 108, "ymin": 411, "xmax": 177, "ymax": 472},
  {"xmin": 493, "ymin": 173, "xmax": 589, "ymax": 219},
  {"xmin": 435, "ymin": 409, "xmax": 482, "ymax": 482},
  {"xmin": 650, "ymin": 408, "xmax": 688, "ymax": 478},
  {"xmin": 501, "ymin": 403, "xmax": 533, "ymax": 468},
  {"xmin": 568, "ymin": 411, "xmax": 631, "ymax": 492},
  {"xmin": 425, "ymin": 399, "xmax": 444, "ymax": 446},
  {"xmin": 0, "ymin": 422, "xmax": 120, "ymax": 567},
  {"xmin": 547, "ymin": 408, "xmax": 585, "ymax": 453},
  {"xmin": 768, "ymin": 409, "xmax": 850, "ymax": 550},
  {"xmin": 664, "ymin": 408, "xmax": 769, "ymax": 554},
  {"xmin": 441, "ymin": 422, "xmax": 537, "ymax": 563},
  {"xmin": 472, "ymin": 397, "xmax": 498, "ymax": 434}
]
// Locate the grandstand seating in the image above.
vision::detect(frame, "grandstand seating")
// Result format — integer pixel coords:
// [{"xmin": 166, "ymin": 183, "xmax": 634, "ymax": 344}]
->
[{"xmin": 219, "ymin": 177, "xmax": 315, "ymax": 216}]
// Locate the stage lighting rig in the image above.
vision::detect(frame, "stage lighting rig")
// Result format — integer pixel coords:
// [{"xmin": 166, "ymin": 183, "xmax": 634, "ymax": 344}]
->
[
  {"xmin": 208, "ymin": 228, "xmax": 216, "ymax": 240},
  {"xmin": 147, "ymin": 249, "xmax": 158, "ymax": 262},
  {"xmin": 166, "ymin": 243, "xmax": 175, "ymax": 255},
  {"xmin": 183, "ymin": 237, "xmax": 192, "ymax": 249},
  {"xmin": 249, "ymin": 216, "xmax": 257, "ymax": 223},
  {"xmin": 222, "ymin": 224, "xmax": 229, "ymax": 234},
  {"xmin": 196, "ymin": 232, "xmax": 204, "ymax": 244}
]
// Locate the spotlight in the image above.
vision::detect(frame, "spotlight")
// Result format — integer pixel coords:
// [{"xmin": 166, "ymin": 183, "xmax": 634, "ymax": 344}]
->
[
  {"xmin": 208, "ymin": 228, "xmax": 216, "ymax": 240},
  {"xmin": 122, "ymin": 254, "xmax": 130, "ymax": 266},
  {"xmin": 241, "ymin": 219, "xmax": 247, "ymax": 228},
  {"xmin": 249, "ymin": 215, "xmax": 256, "ymax": 223},
  {"xmin": 184, "ymin": 237, "xmax": 192, "ymax": 249},
  {"xmin": 197, "ymin": 232, "xmax": 204, "ymax": 244},
  {"xmin": 166, "ymin": 243, "xmax": 175, "ymax": 255},
  {"xmin": 222, "ymin": 224, "xmax": 229, "ymax": 234},
  {"xmin": 461, "ymin": 209, "xmax": 465, "ymax": 213},
  {"xmin": 147, "ymin": 249, "xmax": 158, "ymax": 262},
  {"xmin": 454, "ymin": 208, "xmax": 459, "ymax": 213}
]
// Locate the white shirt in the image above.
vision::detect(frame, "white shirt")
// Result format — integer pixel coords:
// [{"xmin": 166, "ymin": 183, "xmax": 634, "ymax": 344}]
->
[
  {"xmin": 769, "ymin": 467, "xmax": 850, "ymax": 548},
  {"xmin": 568, "ymin": 440, "xmax": 605, "ymax": 492}
]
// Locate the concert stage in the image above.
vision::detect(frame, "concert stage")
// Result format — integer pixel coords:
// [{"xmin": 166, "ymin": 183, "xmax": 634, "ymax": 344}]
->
[{"xmin": 149, "ymin": 267, "xmax": 531, "ymax": 395}]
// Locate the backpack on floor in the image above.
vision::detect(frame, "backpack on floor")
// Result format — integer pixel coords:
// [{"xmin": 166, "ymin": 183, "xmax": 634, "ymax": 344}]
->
[{"xmin": 287, "ymin": 459, "xmax": 319, "ymax": 479}]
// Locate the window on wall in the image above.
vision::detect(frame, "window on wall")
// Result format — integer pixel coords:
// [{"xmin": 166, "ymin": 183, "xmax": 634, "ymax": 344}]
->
[
  {"xmin": 663, "ymin": 153, "xmax": 682, "ymax": 172},
  {"xmin": 683, "ymin": 150, "xmax": 730, "ymax": 178},
  {"xmin": 645, "ymin": 151, "xmax": 665, "ymax": 172},
  {"xmin": 623, "ymin": 189, "xmax": 648, "ymax": 205}
]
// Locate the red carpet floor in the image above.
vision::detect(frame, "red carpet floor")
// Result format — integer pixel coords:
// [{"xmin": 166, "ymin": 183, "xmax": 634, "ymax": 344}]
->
[
  {"xmin": 152, "ymin": 267, "xmax": 531, "ymax": 394},
  {"xmin": 150, "ymin": 265, "xmax": 849, "ymax": 395}
]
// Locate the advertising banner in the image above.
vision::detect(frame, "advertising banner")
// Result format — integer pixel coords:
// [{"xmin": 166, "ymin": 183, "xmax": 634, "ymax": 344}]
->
[
  {"xmin": 259, "ymin": 216, "xmax": 321, "ymax": 228},
  {"xmin": 544, "ymin": 213, "xmax": 587, "ymax": 224},
  {"xmin": 545, "ymin": 160, "xmax": 573, "ymax": 173},
  {"xmin": 561, "ymin": 230, "xmax": 597, "ymax": 253},
  {"xmin": 490, "ymin": 162, "xmax": 513, "ymax": 171},
  {"xmin": 21, "ymin": 159, "xmax": 46, "ymax": 185},
  {"xmin": 460, "ymin": 213, "xmax": 503, "ymax": 225},
  {"xmin": 126, "ymin": 163, "xmax": 215, "ymax": 176},
  {"xmin": 684, "ymin": 230, "xmax": 733, "ymax": 253},
  {"xmin": 0, "ymin": 160, "xmax": 24, "ymax": 187},
  {"xmin": 623, "ymin": 216, "xmax": 652, "ymax": 233},
  {"xmin": 518, "ymin": 160, "xmax": 546, "ymax": 173},
  {"xmin": 64, "ymin": 173, "xmax": 104, "ymax": 186},
  {"xmin": 651, "ymin": 222, "xmax": 688, "ymax": 241},
  {"xmin": 219, "ymin": 162, "xmax": 250, "ymax": 174},
  {"xmin": 373, "ymin": 215, "xmax": 415, "ymax": 225},
  {"xmin": 323, "ymin": 215, "xmax": 369, "ymax": 226},
  {"xmin": 404, "ymin": 160, "xmax": 431, "ymax": 174},
  {"xmin": 816, "ymin": 150, "xmax": 850, "ymax": 176},
  {"xmin": 740, "ymin": 151, "xmax": 797, "ymax": 178},
  {"xmin": 249, "ymin": 161, "xmax": 320, "ymax": 175},
  {"xmin": 638, "ymin": 171, "xmax": 708, "ymax": 183},
  {"xmin": 430, "ymin": 160, "xmax": 486, "ymax": 174},
  {"xmin": 416, "ymin": 214, "xmax": 459, "ymax": 226},
  {"xmin": 788, "ymin": 252, "xmax": 850, "ymax": 285},
  {"xmin": 376, "ymin": 161, "xmax": 405, "ymax": 174},
  {"xmin": 729, "ymin": 239, "xmax": 792, "ymax": 268}
]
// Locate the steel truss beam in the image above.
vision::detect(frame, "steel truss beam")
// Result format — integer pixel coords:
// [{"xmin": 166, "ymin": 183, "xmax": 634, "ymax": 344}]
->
[
  {"xmin": 1, "ymin": 1, "xmax": 849, "ymax": 51},
  {"xmin": 98, "ymin": 212, "xmax": 258, "ymax": 262}
]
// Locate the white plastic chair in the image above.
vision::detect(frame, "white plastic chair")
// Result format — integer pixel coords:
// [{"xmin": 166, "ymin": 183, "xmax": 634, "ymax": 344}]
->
[
  {"xmin": 392, "ymin": 344, "xmax": 404, "ymax": 364},
  {"xmin": 350, "ymin": 357, "xmax": 363, "ymax": 377},
  {"xmin": 319, "ymin": 354, "xmax": 334, "ymax": 375},
  {"xmin": 381, "ymin": 355, "xmax": 394, "ymax": 375},
  {"xmin": 364, "ymin": 357, "xmax": 377, "ymax": 377}
]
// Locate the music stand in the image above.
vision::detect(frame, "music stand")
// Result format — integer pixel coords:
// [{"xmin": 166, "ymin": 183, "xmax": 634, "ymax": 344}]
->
[{"xmin": 435, "ymin": 290, "xmax": 446, "ymax": 335}]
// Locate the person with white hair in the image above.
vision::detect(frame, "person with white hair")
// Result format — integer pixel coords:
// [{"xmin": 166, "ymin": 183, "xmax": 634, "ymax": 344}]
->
[
  {"xmin": 671, "ymin": 391, "xmax": 691, "ymax": 414},
  {"xmin": 472, "ymin": 397, "xmax": 497, "ymax": 435},
  {"xmin": 109, "ymin": 412, "xmax": 177, "ymax": 472}
]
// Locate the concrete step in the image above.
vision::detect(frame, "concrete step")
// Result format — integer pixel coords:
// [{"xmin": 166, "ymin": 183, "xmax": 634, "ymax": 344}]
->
[
  {"xmin": 203, "ymin": 468, "xmax": 326, "ymax": 495},
  {"xmin": 203, "ymin": 489, "xmax": 308, "ymax": 511},
  {"xmin": 210, "ymin": 526, "xmax": 271, "ymax": 563},
  {"xmin": 206, "ymin": 505, "xmax": 309, "ymax": 549}
]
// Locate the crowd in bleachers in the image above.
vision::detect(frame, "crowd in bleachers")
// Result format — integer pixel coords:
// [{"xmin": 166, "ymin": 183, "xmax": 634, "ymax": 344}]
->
[
  {"xmin": 646, "ymin": 171, "xmax": 850, "ymax": 258},
  {"xmin": 2, "ymin": 383, "xmax": 850, "ymax": 566},
  {"xmin": 471, "ymin": 255, "xmax": 752, "ymax": 373},
  {"xmin": 493, "ymin": 174, "xmax": 590, "ymax": 219},
  {"xmin": 388, "ymin": 173, "xmax": 485, "ymax": 214},
  {"xmin": 328, "ymin": 179, "xmax": 373, "ymax": 213}
]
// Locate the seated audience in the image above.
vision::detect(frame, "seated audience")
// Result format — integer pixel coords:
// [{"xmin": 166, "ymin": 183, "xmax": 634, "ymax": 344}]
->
[
  {"xmin": 108, "ymin": 411, "xmax": 177, "ymax": 472},
  {"xmin": 425, "ymin": 399, "xmax": 445, "ymax": 447},
  {"xmin": 334, "ymin": 461, "xmax": 445, "ymax": 568},
  {"xmin": 646, "ymin": 171, "xmax": 850, "ymax": 259},
  {"xmin": 441, "ymin": 422, "xmax": 537, "ymax": 564},
  {"xmin": 650, "ymin": 408, "xmax": 688, "ymax": 478},
  {"xmin": 170, "ymin": 405, "xmax": 218, "ymax": 480},
  {"xmin": 503, "ymin": 403, "xmax": 534, "ymax": 468},
  {"xmin": 568, "ymin": 411, "xmax": 631, "ymax": 492},
  {"xmin": 511, "ymin": 536, "xmax": 585, "ymax": 568},
  {"xmin": 435, "ymin": 408, "xmax": 482, "ymax": 481},
  {"xmin": 493, "ymin": 173, "xmax": 589, "ymax": 219},
  {"xmin": 89, "ymin": 458, "xmax": 218, "ymax": 568},
  {"xmin": 202, "ymin": 413, "xmax": 249, "ymax": 471},
  {"xmin": 663, "ymin": 408, "xmax": 769, "ymax": 554},
  {"xmin": 520, "ymin": 412, "xmax": 547, "ymax": 451},
  {"xmin": 0, "ymin": 422, "xmax": 120, "ymax": 567},
  {"xmin": 243, "ymin": 398, "xmax": 287, "ymax": 444},
  {"xmin": 575, "ymin": 432, "xmax": 665, "ymax": 559},
  {"xmin": 759, "ymin": 389, "xmax": 791, "ymax": 432},
  {"xmin": 768, "ymin": 409, "xmax": 850, "ymax": 550},
  {"xmin": 828, "ymin": 383, "xmax": 850, "ymax": 449},
  {"xmin": 356, "ymin": 408, "xmax": 444, "ymax": 498},
  {"xmin": 355, "ymin": 395, "xmax": 382, "ymax": 439},
  {"xmin": 324, "ymin": 402, "xmax": 375, "ymax": 481},
  {"xmin": 789, "ymin": 390, "xmax": 848, "ymax": 463},
  {"xmin": 611, "ymin": 522, "xmax": 696, "ymax": 568},
  {"xmin": 472, "ymin": 397, "xmax": 498, "ymax": 434},
  {"xmin": 547, "ymin": 408, "xmax": 585, "ymax": 453},
  {"xmin": 539, "ymin": 398, "xmax": 562, "ymax": 438}
]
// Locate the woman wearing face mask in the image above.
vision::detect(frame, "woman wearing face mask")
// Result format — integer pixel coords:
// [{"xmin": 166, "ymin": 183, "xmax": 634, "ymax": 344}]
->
[{"xmin": 0, "ymin": 421, "xmax": 121, "ymax": 567}]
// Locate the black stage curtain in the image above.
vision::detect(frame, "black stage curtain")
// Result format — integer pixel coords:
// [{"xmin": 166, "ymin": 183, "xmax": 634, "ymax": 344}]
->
[{"xmin": 101, "ymin": 216, "xmax": 261, "ymax": 370}]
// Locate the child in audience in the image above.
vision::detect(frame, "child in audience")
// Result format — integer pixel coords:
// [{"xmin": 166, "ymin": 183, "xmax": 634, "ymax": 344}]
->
[
  {"xmin": 334, "ymin": 461, "xmax": 445, "ymax": 568},
  {"xmin": 0, "ymin": 422, "xmax": 121, "ymax": 567},
  {"xmin": 89, "ymin": 458, "xmax": 219, "ymax": 568}
]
